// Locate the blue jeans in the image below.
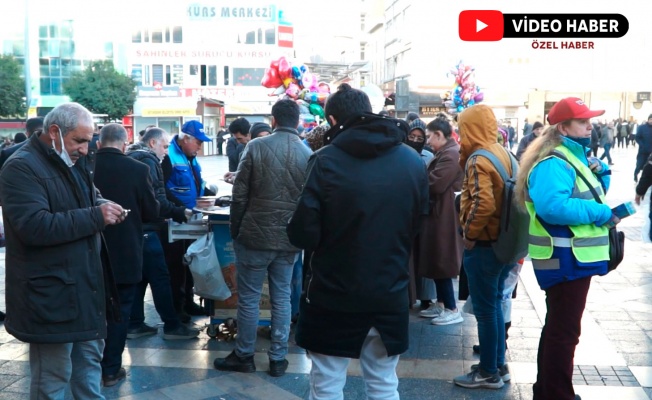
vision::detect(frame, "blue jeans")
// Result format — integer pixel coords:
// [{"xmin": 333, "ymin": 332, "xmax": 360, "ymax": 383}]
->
[
  {"xmin": 434, "ymin": 278, "xmax": 456, "ymax": 310},
  {"xmin": 102, "ymin": 284, "xmax": 136, "ymax": 376},
  {"xmin": 464, "ymin": 246, "xmax": 512, "ymax": 374},
  {"xmin": 130, "ymin": 232, "xmax": 181, "ymax": 331},
  {"xmin": 29, "ymin": 340, "xmax": 105, "ymax": 400},
  {"xmin": 599, "ymin": 143, "xmax": 612, "ymax": 164},
  {"xmin": 234, "ymin": 240, "xmax": 298, "ymax": 361}
]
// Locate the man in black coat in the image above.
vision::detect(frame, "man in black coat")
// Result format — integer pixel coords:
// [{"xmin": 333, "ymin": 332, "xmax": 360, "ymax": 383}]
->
[
  {"xmin": 126, "ymin": 128, "xmax": 200, "ymax": 340},
  {"xmin": 287, "ymin": 84, "xmax": 429, "ymax": 398},
  {"xmin": 226, "ymin": 117, "xmax": 250, "ymax": 172},
  {"xmin": 93, "ymin": 123, "xmax": 160, "ymax": 387},
  {"xmin": 0, "ymin": 117, "xmax": 44, "ymax": 170},
  {"xmin": 0, "ymin": 103, "xmax": 126, "ymax": 399}
]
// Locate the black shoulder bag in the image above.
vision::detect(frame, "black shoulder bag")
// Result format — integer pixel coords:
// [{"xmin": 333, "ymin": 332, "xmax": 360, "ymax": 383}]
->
[{"xmin": 551, "ymin": 151, "xmax": 624, "ymax": 273}]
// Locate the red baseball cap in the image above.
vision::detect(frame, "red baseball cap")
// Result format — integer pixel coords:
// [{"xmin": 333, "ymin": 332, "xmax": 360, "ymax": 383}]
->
[{"xmin": 547, "ymin": 97, "xmax": 605, "ymax": 125}]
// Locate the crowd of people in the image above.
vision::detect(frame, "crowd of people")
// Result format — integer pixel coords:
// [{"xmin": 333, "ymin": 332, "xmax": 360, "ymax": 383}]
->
[{"xmin": 1, "ymin": 91, "xmax": 650, "ymax": 400}]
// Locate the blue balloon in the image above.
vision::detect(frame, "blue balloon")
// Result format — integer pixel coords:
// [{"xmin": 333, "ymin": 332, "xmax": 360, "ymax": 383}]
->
[
  {"xmin": 467, "ymin": 99, "xmax": 475, "ymax": 106},
  {"xmin": 457, "ymin": 105, "xmax": 464, "ymax": 112}
]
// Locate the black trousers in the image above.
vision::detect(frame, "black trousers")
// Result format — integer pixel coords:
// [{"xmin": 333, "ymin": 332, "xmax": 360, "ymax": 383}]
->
[
  {"xmin": 533, "ymin": 276, "xmax": 591, "ymax": 400},
  {"xmin": 158, "ymin": 230, "xmax": 194, "ymax": 311}
]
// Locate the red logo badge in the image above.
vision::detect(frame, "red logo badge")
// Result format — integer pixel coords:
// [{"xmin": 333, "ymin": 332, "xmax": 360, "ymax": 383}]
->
[{"xmin": 459, "ymin": 10, "xmax": 504, "ymax": 41}]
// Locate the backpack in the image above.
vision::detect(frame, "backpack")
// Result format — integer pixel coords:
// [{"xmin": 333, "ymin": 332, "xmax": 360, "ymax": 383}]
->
[
  {"xmin": 620, "ymin": 124, "xmax": 628, "ymax": 137},
  {"xmin": 468, "ymin": 148, "xmax": 530, "ymax": 264}
]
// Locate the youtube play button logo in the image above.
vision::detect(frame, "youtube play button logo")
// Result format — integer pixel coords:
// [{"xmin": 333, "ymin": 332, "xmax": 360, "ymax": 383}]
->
[{"xmin": 459, "ymin": 10, "xmax": 504, "ymax": 41}]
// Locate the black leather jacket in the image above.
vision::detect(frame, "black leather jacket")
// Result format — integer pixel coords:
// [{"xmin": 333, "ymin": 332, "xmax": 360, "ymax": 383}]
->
[{"xmin": 127, "ymin": 142, "xmax": 187, "ymax": 229}]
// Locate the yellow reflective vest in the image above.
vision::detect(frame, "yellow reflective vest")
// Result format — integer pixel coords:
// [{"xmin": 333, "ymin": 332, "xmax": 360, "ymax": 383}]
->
[{"xmin": 525, "ymin": 145, "xmax": 609, "ymax": 265}]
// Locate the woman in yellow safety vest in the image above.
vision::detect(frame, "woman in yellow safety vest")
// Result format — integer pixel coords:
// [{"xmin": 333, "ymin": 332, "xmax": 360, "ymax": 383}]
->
[{"xmin": 515, "ymin": 97, "xmax": 619, "ymax": 400}]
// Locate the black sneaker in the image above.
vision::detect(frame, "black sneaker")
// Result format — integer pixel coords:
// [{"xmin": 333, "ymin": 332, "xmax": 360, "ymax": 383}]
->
[
  {"xmin": 268, "ymin": 359, "xmax": 289, "ymax": 377},
  {"xmin": 163, "ymin": 324, "xmax": 200, "ymax": 340},
  {"xmin": 126, "ymin": 324, "xmax": 157, "ymax": 339},
  {"xmin": 102, "ymin": 368, "xmax": 127, "ymax": 387},
  {"xmin": 213, "ymin": 351, "xmax": 256, "ymax": 373}
]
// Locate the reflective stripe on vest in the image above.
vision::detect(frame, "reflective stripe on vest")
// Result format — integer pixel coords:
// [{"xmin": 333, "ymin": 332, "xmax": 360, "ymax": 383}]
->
[{"xmin": 525, "ymin": 145, "xmax": 609, "ymax": 263}]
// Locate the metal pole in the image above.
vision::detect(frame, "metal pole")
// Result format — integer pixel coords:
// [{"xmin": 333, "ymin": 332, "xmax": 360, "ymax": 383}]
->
[{"xmin": 23, "ymin": 0, "xmax": 31, "ymax": 113}]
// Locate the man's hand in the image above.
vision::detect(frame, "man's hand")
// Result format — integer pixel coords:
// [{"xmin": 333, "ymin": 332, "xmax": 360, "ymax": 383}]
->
[
  {"xmin": 223, "ymin": 172, "xmax": 235, "ymax": 184},
  {"xmin": 100, "ymin": 202, "xmax": 126, "ymax": 226},
  {"xmin": 463, "ymin": 237, "xmax": 476, "ymax": 250},
  {"xmin": 635, "ymin": 193, "xmax": 644, "ymax": 205},
  {"xmin": 184, "ymin": 209, "xmax": 194, "ymax": 220}
]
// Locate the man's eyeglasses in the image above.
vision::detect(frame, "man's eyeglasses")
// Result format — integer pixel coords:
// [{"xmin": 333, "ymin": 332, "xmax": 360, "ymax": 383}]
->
[{"xmin": 407, "ymin": 134, "xmax": 425, "ymax": 143}]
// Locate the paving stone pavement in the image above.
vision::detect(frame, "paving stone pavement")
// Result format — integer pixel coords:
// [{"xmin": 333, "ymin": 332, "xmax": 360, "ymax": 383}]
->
[{"xmin": 0, "ymin": 145, "xmax": 651, "ymax": 399}]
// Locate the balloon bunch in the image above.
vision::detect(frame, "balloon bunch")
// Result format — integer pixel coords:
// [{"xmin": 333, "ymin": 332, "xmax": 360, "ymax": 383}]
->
[
  {"xmin": 442, "ymin": 61, "xmax": 484, "ymax": 116},
  {"xmin": 261, "ymin": 56, "xmax": 331, "ymax": 127}
]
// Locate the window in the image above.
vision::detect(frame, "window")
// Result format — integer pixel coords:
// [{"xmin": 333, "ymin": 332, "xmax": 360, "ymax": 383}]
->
[
  {"xmin": 51, "ymin": 77, "xmax": 62, "ymax": 95},
  {"xmin": 133, "ymin": 26, "xmax": 183, "ymax": 43},
  {"xmin": 39, "ymin": 26, "xmax": 48, "ymax": 39},
  {"xmin": 265, "ymin": 28, "xmax": 275, "ymax": 44},
  {"xmin": 208, "ymin": 65, "xmax": 217, "ymax": 86},
  {"xmin": 172, "ymin": 65, "xmax": 183, "ymax": 85},
  {"xmin": 360, "ymin": 44, "xmax": 366, "ymax": 61},
  {"xmin": 61, "ymin": 59, "xmax": 71, "ymax": 76},
  {"xmin": 151, "ymin": 28, "xmax": 163, "ymax": 43},
  {"xmin": 104, "ymin": 43, "xmax": 113, "ymax": 59},
  {"xmin": 233, "ymin": 68, "xmax": 264, "ymax": 87},
  {"xmin": 173, "ymin": 27, "xmax": 183, "ymax": 43},
  {"xmin": 50, "ymin": 58, "xmax": 61, "ymax": 75},
  {"xmin": 200, "ymin": 65, "xmax": 207, "ymax": 86},
  {"xmin": 131, "ymin": 64, "xmax": 142, "ymax": 85},
  {"xmin": 152, "ymin": 64, "xmax": 164, "ymax": 84},
  {"xmin": 49, "ymin": 24, "xmax": 58, "ymax": 39},
  {"xmin": 245, "ymin": 31, "xmax": 255, "ymax": 44},
  {"xmin": 190, "ymin": 65, "xmax": 198, "ymax": 75},
  {"xmin": 40, "ymin": 78, "xmax": 51, "ymax": 95},
  {"xmin": 60, "ymin": 40, "xmax": 73, "ymax": 58},
  {"xmin": 165, "ymin": 65, "xmax": 171, "ymax": 85},
  {"xmin": 144, "ymin": 65, "xmax": 150, "ymax": 85},
  {"xmin": 39, "ymin": 58, "xmax": 49, "ymax": 77},
  {"xmin": 224, "ymin": 66, "xmax": 229, "ymax": 85}
]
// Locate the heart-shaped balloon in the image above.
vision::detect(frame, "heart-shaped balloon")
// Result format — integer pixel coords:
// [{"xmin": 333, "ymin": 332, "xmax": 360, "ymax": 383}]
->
[{"xmin": 261, "ymin": 68, "xmax": 282, "ymax": 88}]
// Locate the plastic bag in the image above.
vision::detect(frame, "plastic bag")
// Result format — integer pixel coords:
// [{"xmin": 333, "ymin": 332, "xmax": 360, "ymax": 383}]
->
[{"xmin": 185, "ymin": 233, "xmax": 231, "ymax": 301}]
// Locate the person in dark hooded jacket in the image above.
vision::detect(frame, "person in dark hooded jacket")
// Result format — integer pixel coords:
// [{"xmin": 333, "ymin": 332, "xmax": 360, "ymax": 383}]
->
[{"xmin": 287, "ymin": 83, "xmax": 429, "ymax": 399}]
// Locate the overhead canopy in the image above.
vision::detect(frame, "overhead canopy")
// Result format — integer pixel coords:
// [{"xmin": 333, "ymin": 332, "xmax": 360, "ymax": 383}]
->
[{"xmin": 305, "ymin": 62, "xmax": 369, "ymax": 83}]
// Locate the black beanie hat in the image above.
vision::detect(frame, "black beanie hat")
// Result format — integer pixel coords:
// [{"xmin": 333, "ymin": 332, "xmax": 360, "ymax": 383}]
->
[
  {"xmin": 532, "ymin": 121, "xmax": 544, "ymax": 131},
  {"xmin": 249, "ymin": 122, "xmax": 272, "ymax": 139}
]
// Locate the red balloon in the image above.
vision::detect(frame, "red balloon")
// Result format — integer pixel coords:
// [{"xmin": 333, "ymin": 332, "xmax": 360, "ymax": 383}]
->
[
  {"xmin": 261, "ymin": 68, "xmax": 282, "ymax": 88},
  {"xmin": 278, "ymin": 57, "xmax": 292, "ymax": 81}
]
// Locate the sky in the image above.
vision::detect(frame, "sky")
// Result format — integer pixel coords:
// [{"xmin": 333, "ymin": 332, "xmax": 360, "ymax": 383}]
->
[{"xmin": 1, "ymin": 0, "xmax": 649, "ymax": 94}]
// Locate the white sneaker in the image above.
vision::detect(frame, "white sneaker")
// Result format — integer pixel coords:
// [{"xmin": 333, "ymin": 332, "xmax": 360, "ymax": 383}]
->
[
  {"xmin": 430, "ymin": 309, "xmax": 463, "ymax": 325},
  {"xmin": 419, "ymin": 303, "xmax": 444, "ymax": 318}
]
